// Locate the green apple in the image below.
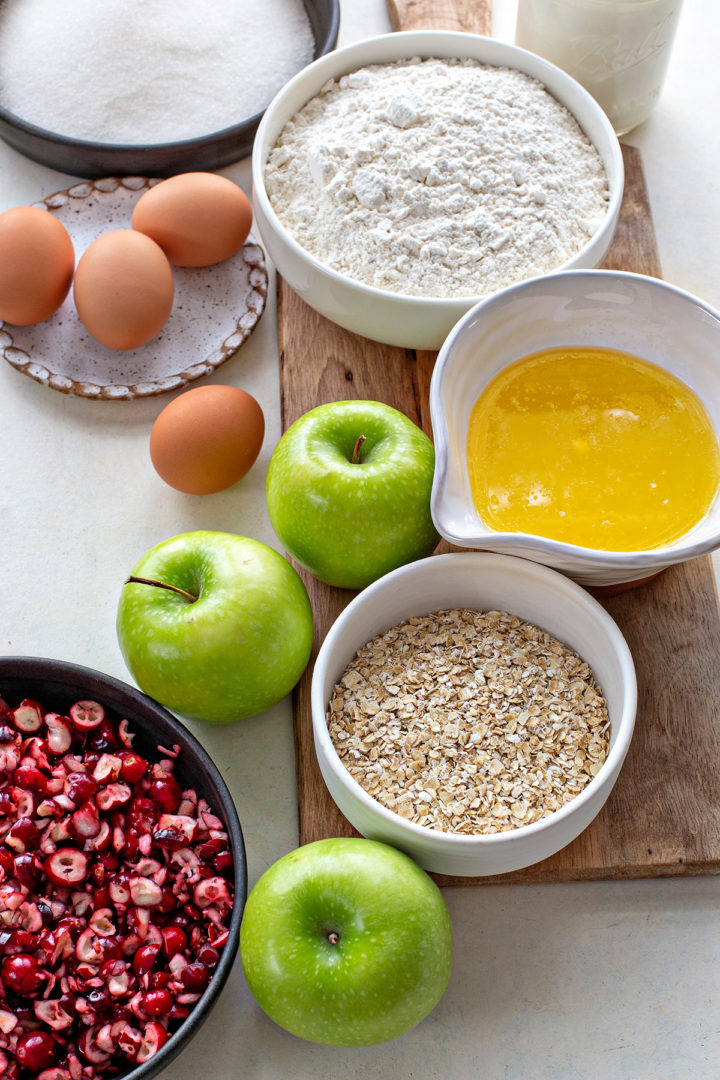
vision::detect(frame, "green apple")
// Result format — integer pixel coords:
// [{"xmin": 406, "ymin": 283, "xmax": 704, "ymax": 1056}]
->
[
  {"xmin": 116, "ymin": 531, "xmax": 313, "ymax": 723},
  {"xmin": 239, "ymin": 837, "xmax": 453, "ymax": 1046},
  {"xmin": 265, "ymin": 400, "xmax": 439, "ymax": 590}
]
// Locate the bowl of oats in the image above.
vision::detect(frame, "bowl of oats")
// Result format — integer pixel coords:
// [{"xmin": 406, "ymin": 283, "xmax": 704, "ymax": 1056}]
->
[
  {"xmin": 311, "ymin": 551, "xmax": 636, "ymax": 877},
  {"xmin": 251, "ymin": 30, "xmax": 623, "ymax": 350}
]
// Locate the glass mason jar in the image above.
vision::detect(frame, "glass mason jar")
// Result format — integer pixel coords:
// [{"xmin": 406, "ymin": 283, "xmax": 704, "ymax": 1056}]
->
[{"xmin": 515, "ymin": 0, "xmax": 684, "ymax": 135}]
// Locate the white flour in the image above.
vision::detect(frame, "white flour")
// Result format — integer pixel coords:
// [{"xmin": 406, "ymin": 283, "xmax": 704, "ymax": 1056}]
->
[{"xmin": 265, "ymin": 57, "xmax": 610, "ymax": 298}]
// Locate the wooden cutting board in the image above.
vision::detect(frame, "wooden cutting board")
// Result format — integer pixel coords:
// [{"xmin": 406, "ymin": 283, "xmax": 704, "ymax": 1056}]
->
[{"xmin": 277, "ymin": 0, "xmax": 720, "ymax": 885}]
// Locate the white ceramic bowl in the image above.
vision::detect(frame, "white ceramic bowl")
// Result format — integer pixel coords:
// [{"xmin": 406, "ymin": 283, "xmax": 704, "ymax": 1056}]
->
[
  {"xmin": 251, "ymin": 31, "xmax": 623, "ymax": 350},
  {"xmin": 311, "ymin": 552, "xmax": 636, "ymax": 877},
  {"xmin": 430, "ymin": 269, "xmax": 720, "ymax": 588}
]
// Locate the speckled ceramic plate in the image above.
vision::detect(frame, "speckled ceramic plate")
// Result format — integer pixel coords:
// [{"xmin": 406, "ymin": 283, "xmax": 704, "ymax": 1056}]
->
[{"xmin": 0, "ymin": 176, "xmax": 268, "ymax": 400}]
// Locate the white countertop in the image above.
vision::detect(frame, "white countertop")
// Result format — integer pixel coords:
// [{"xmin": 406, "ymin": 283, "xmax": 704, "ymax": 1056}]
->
[{"xmin": 2, "ymin": 1, "xmax": 719, "ymax": 1077}]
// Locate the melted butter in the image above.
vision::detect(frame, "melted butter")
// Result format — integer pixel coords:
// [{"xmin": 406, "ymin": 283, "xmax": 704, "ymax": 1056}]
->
[{"xmin": 466, "ymin": 346, "xmax": 720, "ymax": 551}]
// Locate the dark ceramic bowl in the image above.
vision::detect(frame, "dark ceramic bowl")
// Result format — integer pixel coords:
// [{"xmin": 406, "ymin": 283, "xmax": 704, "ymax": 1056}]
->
[
  {"xmin": 0, "ymin": 655, "xmax": 247, "ymax": 1080},
  {"xmin": 0, "ymin": 0, "xmax": 340, "ymax": 178}
]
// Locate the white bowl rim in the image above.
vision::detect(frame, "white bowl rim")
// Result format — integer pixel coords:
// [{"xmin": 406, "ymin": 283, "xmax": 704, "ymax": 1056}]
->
[
  {"xmin": 430, "ymin": 267, "xmax": 720, "ymax": 570},
  {"xmin": 252, "ymin": 29, "xmax": 624, "ymax": 308},
  {"xmin": 311, "ymin": 551, "xmax": 637, "ymax": 851}
]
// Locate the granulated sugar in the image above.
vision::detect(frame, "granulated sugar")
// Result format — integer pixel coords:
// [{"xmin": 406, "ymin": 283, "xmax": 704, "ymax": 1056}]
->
[
  {"xmin": 265, "ymin": 57, "xmax": 609, "ymax": 298},
  {"xmin": 0, "ymin": 0, "xmax": 314, "ymax": 144}
]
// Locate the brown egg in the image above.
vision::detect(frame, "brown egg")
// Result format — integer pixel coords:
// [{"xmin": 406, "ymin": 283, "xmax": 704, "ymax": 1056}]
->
[
  {"xmin": 150, "ymin": 384, "xmax": 265, "ymax": 494},
  {"xmin": 131, "ymin": 172, "xmax": 252, "ymax": 267},
  {"xmin": 0, "ymin": 206, "xmax": 75, "ymax": 326},
  {"xmin": 73, "ymin": 229, "xmax": 174, "ymax": 350}
]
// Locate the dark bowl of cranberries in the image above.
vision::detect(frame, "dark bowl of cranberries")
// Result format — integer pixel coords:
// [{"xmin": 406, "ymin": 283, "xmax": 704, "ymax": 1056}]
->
[{"xmin": 0, "ymin": 656, "xmax": 247, "ymax": 1080}]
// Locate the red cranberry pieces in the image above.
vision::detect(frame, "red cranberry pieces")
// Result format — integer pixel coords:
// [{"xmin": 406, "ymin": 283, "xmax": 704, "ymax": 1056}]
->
[
  {"xmin": 135, "ymin": 1021, "xmax": 168, "ymax": 1064},
  {"xmin": 132, "ymin": 943, "xmax": 160, "ymax": 976},
  {"xmin": 13, "ymin": 766, "xmax": 47, "ymax": 794},
  {"xmin": 70, "ymin": 802, "xmax": 102, "ymax": 840},
  {"xmin": 118, "ymin": 752, "xmax": 147, "ymax": 784},
  {"xmin": 1, "ymin": 953, "xmax": 43, "ymax": 996},
  {"xmin": 15, "ymin": 1030, "xmax": 58, "ymax": 1071},
  {"xmin": 44, "ymin": 713, "xmax": 72, "ymax": 754},
  {"xmin": 13, "ymin": 854, "xmax": 42, "ymax": 891},
  {"xmin": 142, "ymin": 988, "xmax": 172, "ymax": 1016},
  {"xmin": 34, "ymin": 998, "xmax": 74, "ymax": 1030},
  {"xmin": 179, "ymin": 962, "xmax": 211, "ymax": 993},
  {"xmin": 6, "ymin": 817, "xmax": 40, "ymax": 853},
  {"xmin": 11, "ymin": 700, "xmax": 44, "ymax": 734},
  {"xmin": 68, "ymin": 700, "xmax": 104, "ymax": 731},
  {"xmin": 64, "ymin": 773, "xmax": 98, "ymax": 805},
  {"xmin": 161, "ymin": 926, "xmax": 187, "ymax": 958},
  {"xmin": 149, "ymin": 776, "xmax": 181, "ymax": 814},
  {"xmin": 0, "ymin": 692, "xmax": 234, "ymax": 1080},
  {"xmin": 44, "ymin": 848, "xmax": 88, "ymax": 885}
]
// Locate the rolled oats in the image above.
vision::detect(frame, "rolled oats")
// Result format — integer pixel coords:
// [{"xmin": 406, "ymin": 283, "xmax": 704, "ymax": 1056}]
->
[{"xmin": 326, "ymin": 608, "xmax": 610, "ymax": 835}]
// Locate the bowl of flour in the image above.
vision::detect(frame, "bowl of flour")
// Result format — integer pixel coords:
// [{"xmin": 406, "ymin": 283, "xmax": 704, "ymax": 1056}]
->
[
  {"xmin": 252, "ymin": 30, "xmax": 623, "ymax": 350},
  {"xmin": 0, "ymin": 0, "xmax": 339, "ymax": 177}
]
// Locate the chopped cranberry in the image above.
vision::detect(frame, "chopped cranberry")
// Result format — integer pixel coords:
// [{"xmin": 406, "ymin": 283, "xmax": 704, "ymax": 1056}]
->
[
  {"xmin": 16, "ymin": 1030, "xmax": 58, "ymax": 1071},
  {"xmin": 34, "ymin": 997, "xmax": 75, "ymax": 1030},
  {"xmin": 64, "ymin": 773, "xmax": 98, "ymax": 805},
  {"xmin": 93, "ymin": 883, "xmax": 111, "ymax": 908},
  {"xmin": 12, "ymin": 700, "xmax": 44, "ymax": 734},
  {"xmin": 96, "ymin": 850, "xmax": 119, "ymax": 874},
  {"xmin": 167, "ymin": 1002, "xmax": 190, "ymax": 1022},
  {"xmin": 6, "ymin": 816, "xmax": 40, "ymax": 852},
  {"xmin": 194, "ymin": 876, "xmax": 232, "ymax": 910},
  {"xmin": 44, "ymin": 713, "xmax": 73, "ymax": 754},
  {"xmin": 118, "ymin": 752, "xmax": 147, "ymax": 783},
  {"xmin": 14, "ymin": 853, "xmax": 42, "ymax": 890},
  {"xmin": 122, "ymin": 829, "xmax": 140, "ymax": 860},
  {"xmin": 70, "ymin": 801, "xmax": 102, "ymax": 840},
  {"xmin": 155, "ymin": 886, "xmax": 177, "ymax": 914},
  {"xmin": 161, "ymin": 926, "xmax": 187, "ymax": 958},
  {"xmin": 96, "ymin": 782, "xmax": 132, "ymax": 812},
  {"xmin": 98, "ymin": 936, "xmax": 124, "ymax": 964},
  {"xmin": 195, "ymin": 944, "xmax": 220, "ymax": 969},
  {"xmin": 44, "ymin": 848, "xmax": 88, "ymax": 885},
  {"xmin": 132, "ymin": 944, "xmax": 160, "ymax": 975},
  {"xmin": 180, "ymin": 962, "xmax": 211, "ymax": 993},
  {"xmin": 86, "ymin": 721, "xmax": 120, "ymax": 753},
  {"xmin": 215, "ymin": 850, "xmax": 234, "ymax": 877},
  {"xmin": 68, "ymin": 700, "xmax": 105, "ymax": 732},
  {"xmin": 152, "ymin": 826, "xmax": 187, "ymax": 852},
  {"xmin": 86, "ymin": 988, "xmax": 113, "ymax": 1020},
  {"xmin": 149, "ymin": 776, "xmax": 182, "ymax": 814},
  {"xmin": 142, "ymin": 988, "xmax": 172, "ymax": 1016},
  {"xmin": 1, "ymin": 953, "xmax": 43, "ymax": 995},
  {"xmin": 126, "ymin": 797, "xmax": 158, "ymax": 834},
  {"xmin": 7, "ymin": 929, "xmax": 39, "ymax": 955},
  {"xmin": 196, "ymin": 837, "xmax": 226, "ymax": 860},
  {"xmin": 14, "ymin": 765, "xmax": 48, "ymax": 793},
  {"xmin": 135, "ymin": 1020, "xmax": 168, "ymax": 1064}
]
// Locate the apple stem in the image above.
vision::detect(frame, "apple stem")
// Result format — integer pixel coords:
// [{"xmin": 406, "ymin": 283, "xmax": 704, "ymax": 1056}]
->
[
  {"xmin": 327, "ymin": 931, "xmax": 339, "ymax": 946},
  {"xmin": 351, "ymin": 434, "xmax": 366, "ymax": 464},
  {"xmin": 124, "ymin": 575, "xmax": 199, "ymax": 603}
]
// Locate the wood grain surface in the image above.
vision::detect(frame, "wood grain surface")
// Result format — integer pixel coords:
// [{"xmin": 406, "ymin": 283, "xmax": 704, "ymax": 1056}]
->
[
  {"xmin": 276, "ymin": 0, "xmax": 720, "ymax": 885},
  {"xmin": 387, "ymin": 0, "xmax": 492, "ymax": 34}
]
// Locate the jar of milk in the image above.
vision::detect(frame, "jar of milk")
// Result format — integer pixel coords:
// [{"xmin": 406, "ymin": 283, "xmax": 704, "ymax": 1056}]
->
[{"xmin": 515, "ymin": 0, "xmax": 684, "ymax": 135}]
